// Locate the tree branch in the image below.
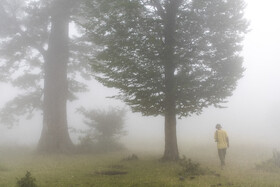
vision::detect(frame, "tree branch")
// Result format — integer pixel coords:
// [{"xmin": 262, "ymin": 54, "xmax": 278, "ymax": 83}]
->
[{"xmin": 18, "ymin": 29, "xmax": 47, "ymax": 60}]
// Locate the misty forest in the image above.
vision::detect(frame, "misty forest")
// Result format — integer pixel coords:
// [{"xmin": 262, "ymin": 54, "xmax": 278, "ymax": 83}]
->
[{"xmin": 0, "ymin": 0, "xmax": 279, "ymax": 186}]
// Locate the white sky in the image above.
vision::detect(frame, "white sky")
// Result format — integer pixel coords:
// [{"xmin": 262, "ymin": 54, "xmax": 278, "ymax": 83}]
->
[
  {"xmin": 1, "ymin": 0, "xmax": 280, "ymax": 150},
  {"xmin": 175, "ymin": 0, "xmax": 280, "ymax": 148}
]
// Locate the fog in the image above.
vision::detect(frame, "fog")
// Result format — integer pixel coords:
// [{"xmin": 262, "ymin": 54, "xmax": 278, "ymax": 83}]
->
[{"xmin": 1, "ymin": 0, "xmax": 280, "ymax": 154}]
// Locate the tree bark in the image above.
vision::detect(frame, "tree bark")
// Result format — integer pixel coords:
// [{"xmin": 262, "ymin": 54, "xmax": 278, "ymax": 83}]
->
[
  {"xmin": 37, "ymin": 0, "xmax": 73, "ymax": 153},
  {"xmin": 162, "ymin": 1, "xmax": 180, "ymax": 161}
]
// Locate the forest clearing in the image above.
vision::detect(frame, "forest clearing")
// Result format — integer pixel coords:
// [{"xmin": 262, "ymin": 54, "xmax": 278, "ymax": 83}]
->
[{"xmin": 0, "ymin": 144, "xmax": 279, "ymax": 187}]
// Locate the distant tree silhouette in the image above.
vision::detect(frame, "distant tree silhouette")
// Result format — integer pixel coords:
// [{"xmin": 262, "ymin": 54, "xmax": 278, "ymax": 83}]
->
[
  {"xmin": 78, "ymin": 107, "xmax": 126, "ymax": 152},
  {"xmin": 0, "ymin": 0, "xmax": 92, "ymax": 153}
]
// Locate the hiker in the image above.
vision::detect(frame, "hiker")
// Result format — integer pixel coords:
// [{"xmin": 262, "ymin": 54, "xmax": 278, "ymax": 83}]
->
[{"xmin": 214, "ymin": 124, "xmax": 229, "ymax": 168}]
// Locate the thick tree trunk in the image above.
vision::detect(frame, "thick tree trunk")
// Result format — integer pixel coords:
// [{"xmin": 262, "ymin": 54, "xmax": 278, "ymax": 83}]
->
[
  {"xmin": 162, "ymin": 1, "xmax": 180, "ymax": 161},
  {"xmin": 163, "ymin": 107, "xmax": 179, "ymax": 160},
  {"xmin": 37, "ymin": 0, "xmax": 73, "ymax": 153}
]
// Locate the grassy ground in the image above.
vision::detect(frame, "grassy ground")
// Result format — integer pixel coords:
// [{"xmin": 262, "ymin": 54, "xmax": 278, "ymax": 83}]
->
[{"xmin": 0, "ymin": 145, "xmax": 280, "ymax": 187}]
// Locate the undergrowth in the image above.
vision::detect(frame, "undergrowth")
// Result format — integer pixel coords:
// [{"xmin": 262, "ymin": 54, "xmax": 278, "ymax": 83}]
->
[
  {"xmin": 16, "ymin": 171, "xmax": 38, "ymax": 187},
  {"xmin": 178, "ymin": 156, "xmax": 220, "ymax": 180}
]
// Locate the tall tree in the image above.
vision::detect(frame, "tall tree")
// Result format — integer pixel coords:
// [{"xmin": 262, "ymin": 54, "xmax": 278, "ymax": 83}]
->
[
  {"xmin": 81, "ymin": 0, "xmax": 248, "ymax": 160},
  {"xmin": 37, "ymin": 0, "xmax": 73, "ymax": 152},
  {"xmin": 0, "ymin": 0, "xmax": 91, "ymax": 153}
]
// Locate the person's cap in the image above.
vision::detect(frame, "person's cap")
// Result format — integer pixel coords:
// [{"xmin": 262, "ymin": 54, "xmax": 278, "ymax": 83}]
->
[{"xmin": 216, "ymin": 124, "xmax": 222, "ymax": 128}]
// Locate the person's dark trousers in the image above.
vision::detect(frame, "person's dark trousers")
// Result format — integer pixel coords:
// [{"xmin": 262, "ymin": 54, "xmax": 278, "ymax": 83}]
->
[{"xmin": 218, "ymin": 148, "xmax": 227, "ymax": 166}]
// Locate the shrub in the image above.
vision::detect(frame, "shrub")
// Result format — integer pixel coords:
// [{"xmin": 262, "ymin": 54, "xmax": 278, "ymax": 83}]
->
[
  {"xmin": 77, "ymin": 107, "xmax": 126, "ymax": 153},
  {"xmin": 178, "ymin": 156, "xmax": 219, "ymax": 180},
  {"xmin": 16, "ymin": 171, "xmax": 37, "ymax": 187},
  {"xmin": 179, "ymin": 157, "xmax": 204, "ymax": 177}
]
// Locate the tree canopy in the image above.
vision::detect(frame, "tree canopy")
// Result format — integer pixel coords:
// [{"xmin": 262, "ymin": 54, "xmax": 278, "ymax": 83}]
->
[
  {"xmin": 82, "ymin": 0, "xmax": 248, "ymax": 117},
  {"xmin": 81, "ymin": 0, "xmax": 248, "ymax": 160}
]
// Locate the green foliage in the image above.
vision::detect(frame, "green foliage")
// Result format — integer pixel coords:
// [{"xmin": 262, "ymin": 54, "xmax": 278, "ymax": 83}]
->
[
  {"xmin": 0, "ymin": 1, "xmax": 48, "ymax": 126},
  {"xmin": 16, "ymin": 171, "xmax": 37, "ymax": 187},
  {"xmin": 81, "ymin": 0, "xmax": 248, "ymax": 117},
  {"xmin": 179, "ymin": 157, "xmax": 206, "ymax": 177},
  {"xmin": 77, "ymin": 107, "xmax": 126, "ymax": 153},
  {"xmin": 178, "ymin": 156, "xmax": 222, "ymax": 181}
]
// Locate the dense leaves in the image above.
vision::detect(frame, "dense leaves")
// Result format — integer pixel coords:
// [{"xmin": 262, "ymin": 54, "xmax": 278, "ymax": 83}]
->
[{"xmin": 81, "ymin": 0, "xmax": 248, "ymax": 117}]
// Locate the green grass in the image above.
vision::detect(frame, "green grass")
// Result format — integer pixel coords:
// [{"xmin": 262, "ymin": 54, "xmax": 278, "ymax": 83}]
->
[{"xmin": 0, "ymin": 145, "xmax": 280, "ymax": 187}]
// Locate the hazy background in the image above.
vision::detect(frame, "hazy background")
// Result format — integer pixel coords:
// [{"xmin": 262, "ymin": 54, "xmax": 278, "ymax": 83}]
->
[{"xmin": 0, "ymin": 0, "xmax": 280, "ymax": 154}]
